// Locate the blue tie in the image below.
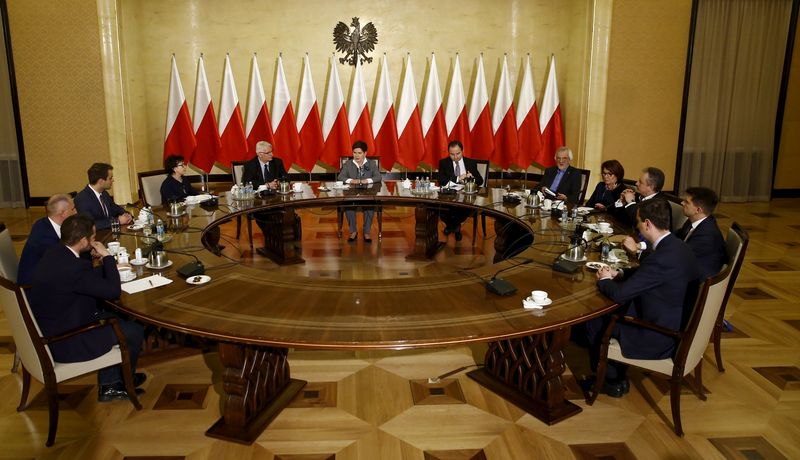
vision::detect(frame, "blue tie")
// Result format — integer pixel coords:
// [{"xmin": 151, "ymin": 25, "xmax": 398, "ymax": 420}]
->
[{"xmin": 551, "ymin": 169, "xmax": 566, "ymax": 192}]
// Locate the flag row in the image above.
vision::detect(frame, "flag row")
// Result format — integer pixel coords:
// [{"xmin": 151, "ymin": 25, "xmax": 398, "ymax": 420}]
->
[{"xmin": 164, "ymin": 53, "xmax": 565, "ymax": 173}]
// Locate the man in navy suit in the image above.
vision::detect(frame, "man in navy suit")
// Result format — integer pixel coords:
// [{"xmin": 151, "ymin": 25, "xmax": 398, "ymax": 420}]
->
[
  {"xmin": 74, "ymin": 163, "xmax": 133, "ymax": 231},
  {"xmin": 584, "ymin": 199, "xmax": 699, "ymax": 397},
  {"xmin": 612, "ymin": 167, "xmax": 668, "ymax": 229},
  {"xmin": 29, "ymin": 214, "xmax": 145, "ymax": 402},
  {"xmin": 536, "ymin": 146, "xmax": 582, "ymax": 204},
  {"xmin": 438, "ymin": 140, "xmax": 484, "ymax": 241},
  {"xmin": 241, "ymin": 141, "xmax": 288, "ymax": 189},
  {"xmin": 677, "ymin": 187, "xmax": 728, "ymax": 280},
  {"xmin": 17, "ymin": 194, "xmax": 76, "ymax": 286}
]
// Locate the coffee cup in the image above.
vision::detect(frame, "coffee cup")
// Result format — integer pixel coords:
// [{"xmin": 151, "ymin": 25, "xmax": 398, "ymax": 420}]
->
[
  {"xmin": 598, "ymin": 222, "xmax": 611, "ymax": 232},
  {"xmin": 292, "ymin": 182, "xmax": 303, "ymax": 192},
  {"xmin": 531, "ymin": 290, "xmax": 548, "ymax": 303},
  {"xmin": 107, "ymin": 241, "xmax": 120, "ymax": 255},
  {"xmin": 118, "ymin": 265, "xmax": 133, "ymax": 281},
  {"xmin": 335, "ymin": 181, "xmax": 344, "ymax": 188},
  {"xmin": 542, "ymin": 199, "xmax": 552, "ymax": 210}
]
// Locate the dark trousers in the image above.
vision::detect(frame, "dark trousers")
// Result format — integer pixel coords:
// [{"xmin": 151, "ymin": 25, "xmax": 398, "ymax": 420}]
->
[
  {"xmin": 440, "ymin": 209, "xmax": 471, "ymax": 231},
  {"xmin": 584, "ymin": 314, "xmax": 628, "ymax": 381},
  {"xmin": 97, "ymin": 312, "xmax": 144, "ymax": 385}
]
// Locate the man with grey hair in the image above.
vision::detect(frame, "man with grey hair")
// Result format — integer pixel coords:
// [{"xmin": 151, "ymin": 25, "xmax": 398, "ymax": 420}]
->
[
  {"xmin": 536, "ymin": 146, "xmax": 583, "ymax": 203},
  {"xmin": 614, "ymin": 166, "xmax": 667, "ymax": 229},
  {"xmin": 17, "ymin": 194, "xmax": 77, "ymax": 286},
  {"xmin": 241, "ymin": 140, "xmax": 287, "ymax": 190}
]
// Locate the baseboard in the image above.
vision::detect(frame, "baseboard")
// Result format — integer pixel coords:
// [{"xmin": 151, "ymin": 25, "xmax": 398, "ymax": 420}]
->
[{"xmin": 772, "ymin": 189, "xmax": 800, "ymax": 198}]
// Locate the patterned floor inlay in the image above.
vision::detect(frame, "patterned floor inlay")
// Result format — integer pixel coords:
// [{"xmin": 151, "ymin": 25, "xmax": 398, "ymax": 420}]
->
[
  {"xmin": 788, "ymin": 225, "xmax": 800, "ymax": 231},
  {"xmin": 0, "ymin": 336, "xmax": 14, "ymax": 354},
  {"xmin": 379, "ymin": 230, "xmax": 407, "ymax": 238},
  {"xmin": 288, "ymin": 382, "xmax": 337, "ymax": 408},
  {"xmin": 307, "ymin": 270, "xmax": 342, "ymax": 279},
  {"xmin": 751, "ymin": 261, "xmax": 795, "ymax": 272},
  {"xmin": 569, "ymin": 442, "xmax": 636, "ymax": 460},
  {"xmin": 740, "ymin": 225, "xmax": 765, "ymax": 233},
  {"xmin": 410, "ymin": 378, "xmax": 466, "ymax": 405},
  {"xmin": 644, "ymin": 373, "xmax": 711, "ymax": 396},
  {"xmin": 274, "ymin": 454, "xmax": 335, "ymax": 460},
  {"xmin": 424, "ymin": 449, "xmax": 487, "ymax": 460},
  {"xmin": 152, "ymin": 384, "xmax": 209, "ymax": 410},
  {"xmin": 27, "ymin": 384, "xmax": 94, "ymax": 410},
  {"xmin": 314, "ymin": 231, "xmax": 341, "ymax": 239},
  {"xmin": 753, "ymin": 366, "xmax": 800, "ymax": 391},
  {"xmin": 733, "ymin": 287, "xmax": 777, "ymax": 300},
  {"xmin": 708, "ymin": 436, "xmax": 788, "ymax": 460},
  {"xmin": 751, "ymin": 212, "xmax": 781, "ymax": 218},
  {"xmin": 124, "ymin": 457, "xmax": 185, "ymax": 460},
  {"xmin": 722, "ymin": 324, "xmax": 750, "ymax": 339}
]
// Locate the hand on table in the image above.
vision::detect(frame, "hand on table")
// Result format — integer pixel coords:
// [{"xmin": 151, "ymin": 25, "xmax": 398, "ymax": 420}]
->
[
  {"xmin": 118, "ymin": 213, "xmax": 133, "ymax": 225},
  {"xmin": 596, "ymin": 266, "xmax": 619, "ymax": 280},
  {"xmin": 622, "ymin": 236, "xmax": 640, "ymax": 254}
]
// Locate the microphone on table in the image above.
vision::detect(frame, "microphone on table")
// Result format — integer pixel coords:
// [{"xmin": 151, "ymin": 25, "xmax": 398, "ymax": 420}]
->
[
  {"xmin": 485, "ymin": 258, "xmax": 534, "ymax": 296},
  {"xmin": 165, "ymin": 248, "xmax": 206, "ymax": 278}
]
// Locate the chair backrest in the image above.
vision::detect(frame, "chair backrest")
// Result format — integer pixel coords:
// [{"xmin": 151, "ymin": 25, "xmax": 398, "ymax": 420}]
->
[
  {"xmin": 231, "ymin": 161, "xmax": 246, "ymax": 186},
  {"xmin": 339, "ymin": 156, "xmax": 381, "ymax": 171},
  {"xmin": 0, "ymin": 276, "xmax": 53, "ymax": 383},
  {"xmin": 663, "ymin": 193, "xmax": 688, "ymax": 234},
  {"xmin": 718, "ymin": 222, "xmax": 749, "ymax": 319},
  {"xmin": 137, "ymin": 170, "xmax": 168, "ymax": 207},
  {"xmin": 474, "ymin": 160, "xmax": 490, "ymax": 188},
  {"xmin": 0, "ymin": 223, "xmax": 18, "ymax": 283},
  {"xmin": 576, "ymin": 168, "xmax": 591, "ymax": 203},
  {"xmin": 677, "ymin": 263, "xmax": 734, "ymax": 375}
]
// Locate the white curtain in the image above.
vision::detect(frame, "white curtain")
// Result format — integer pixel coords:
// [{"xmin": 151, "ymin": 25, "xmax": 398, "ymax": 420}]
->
[{"xmin": 680, "ymin": 0, "xmax": 792, "ymax": 202}]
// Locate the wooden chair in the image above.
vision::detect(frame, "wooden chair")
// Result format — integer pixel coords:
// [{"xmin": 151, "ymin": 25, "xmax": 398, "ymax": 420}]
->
[
  {"xmin": 230, "ymin": 161, "xmax": 253, "ymax": 249},
  {"xmin": 712, "ymin": 222, "xmax": 749, "ymax": 372},
  {"xmin": 0, "ymin": 276, "xmax": 142, "ymax": 446},
  {"xmin": 472, "ymin": 159, "xmax": 490, "ymax": 246},
  {"xmin": 336, "ymin": 156, "xmax": 383, "ymax": 239},
  {"xmin": 137, "ymin": 170, "xmax": 168, "ymax": 207},
  {"xmin": 664, "ymin": 192, "xmax": 689, "ymax": 234},
  {"xmin": 576, "ymin": 168, "xmax": 591, "ymax": 204},
  {"xmin": 586, "ymin": 262, "xmax": 736, "ymax": 437},
  {"xmin": 0, "ymin": 222, "xmax": 22, "ymax": 373}
]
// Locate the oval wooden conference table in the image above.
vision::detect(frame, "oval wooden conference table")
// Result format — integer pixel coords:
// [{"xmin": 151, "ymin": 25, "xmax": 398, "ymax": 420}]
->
[{"xmin": 111, "ymin": 182, "xmax": 620, "ymax": 445}]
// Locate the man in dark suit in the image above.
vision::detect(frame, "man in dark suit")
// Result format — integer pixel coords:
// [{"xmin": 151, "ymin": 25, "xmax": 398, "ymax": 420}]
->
[
  {"xmin": 29, "ymin": 214, "xmax": 145, "ymax": 402},
  {"xmin": 74, "ymin": 163, "xmax": 132, "ymax": 231},
  {"xmin": 612, "ymin": 166, "xmax": 668, "ymax": 229},
  {"xmin": 438, "ymin": 140, "xmax": 484, "ymax": 241},
  {"xmin": 241, "ymin": 141, "xmax": 288, "ymax": 189},
  {"xmin": 17, "ymin": 194, "xmax": 77, "ymax": 286},
  {"xmin": 677, "ymin": 187, "xmax": 728, "ymax": 280},
  {"xmin": 536, "ymin": 146, "xmax": 582, "ymax": 203},
  {"xmin": 584, "ymin": 199, "xmax": 699, "ymax": 397}
]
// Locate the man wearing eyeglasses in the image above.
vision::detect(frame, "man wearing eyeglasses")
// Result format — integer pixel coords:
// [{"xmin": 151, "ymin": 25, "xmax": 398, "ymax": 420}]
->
[
  {"xmin": 242, "ymin": 141, "xmax": 288, "ymax": 189},
  {"xmin": 536, "ymin": 146, "xmax": 582, "ymax": 203}
]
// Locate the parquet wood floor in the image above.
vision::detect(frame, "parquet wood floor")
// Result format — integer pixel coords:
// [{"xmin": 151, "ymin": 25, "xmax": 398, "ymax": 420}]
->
[{"xmin": 1, "ymin": 199, "xmax": 799, "ymax": 459}]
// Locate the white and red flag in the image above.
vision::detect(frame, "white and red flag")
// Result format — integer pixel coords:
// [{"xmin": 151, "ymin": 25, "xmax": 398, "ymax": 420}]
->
[
  {"xmin": 244, "ymin": 54, "xmax": 275, "ymax": 158},
  {"xmin": 396, "ymin": 54, "xmax": 424, "ymax": 170},
  {"xmin": 191, "ymin": 54, "xmax": 221, "ymax": 172},
  {"xmin": 444, "ymin": 53, "xmax": 470, "ymax": 155},
  {"xmin": 538, "ymin": 54, "xmax": 564, "ymax": 167},
  {"xmin": 320, "ymin": 55, "xmax": 351, "ymax": 167},
  {"xmin": 295, "ymin": 54, "xmax": 324, "ymax": 172},
  {"xmin": 271, "ymin": 54, "xmax": 301, "ymax": 169},
  {"xmin": 372, "ymin": 54, "xmax": 400, "ymax": 170},
  {"xmin": 516, "ymin": 54, "xmax": 542, "ymax": 169},
  {"xmin": 164, "ymin": 55, "xmax": 196, "ymax": 161},
  {"xmin": 217, "ymin": 54, "xmax": 248, "ymax": 166},
  {"xmin": 346, "ymin": 59, "xmax": 375, "ymax": 155},
  {"xmin": 491, "ymin": 54, "xmax": 518, "ymax": 169},
  {"xmin": 468, "ymin": 54, "xmax": 494, "ymax": 161},
  {"xmin": 420, "ymin": 53, "xmax": 448, "ymax": 168}
]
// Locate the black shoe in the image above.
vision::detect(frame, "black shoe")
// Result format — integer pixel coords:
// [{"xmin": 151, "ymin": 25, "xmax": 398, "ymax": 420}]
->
[
  {"xmin": 347, "ymin": 233, "xmax": 358, "ymax": 242},
  {"xmin": 454, "ymin": 231, "xmax": 463, "ymax": 242},
  {"xmin": 363, "ymin": 235, "xmax": 372, "ymax": 243},
  {"xmin": 443, "ymin": 227, "xmax": 452, "ymax": 236},
  {"xmin": 133, "ymin": 372, "xmax": 147, "ymax": 388},
  {"xmin": 98, "ymin": 382, "xmax": 145, "ymax": 402},
  {"xmin": 577, "ymin": 376, "xmax": 629, "ymax": 398}
]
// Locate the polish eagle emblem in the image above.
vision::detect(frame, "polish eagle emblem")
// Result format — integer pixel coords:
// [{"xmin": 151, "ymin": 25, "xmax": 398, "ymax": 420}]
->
[{"xmin": 333, "ymin": 17, "xmax": 378, "ymax": 66}]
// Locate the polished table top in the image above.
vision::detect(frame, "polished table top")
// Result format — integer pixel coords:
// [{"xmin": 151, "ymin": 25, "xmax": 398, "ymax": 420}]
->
[{"xmin": 112, "ymin": 183, "xmax": 619, "ymax": 349}]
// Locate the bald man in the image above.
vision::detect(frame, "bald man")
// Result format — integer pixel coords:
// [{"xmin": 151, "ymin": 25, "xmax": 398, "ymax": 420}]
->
[{"xmin": 17, "ymin": 194, "xmax": 77, "ymax": 286}]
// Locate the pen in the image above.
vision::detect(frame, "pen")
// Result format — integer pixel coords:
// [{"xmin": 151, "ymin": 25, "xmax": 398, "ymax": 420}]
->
[{"xmin": 148, "ymin": 280, "xmax": 153, "ymax": 286}]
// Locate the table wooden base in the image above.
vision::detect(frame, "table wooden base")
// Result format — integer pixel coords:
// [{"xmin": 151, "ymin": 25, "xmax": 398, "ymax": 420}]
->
[
  {"xmin": 255, "ymin": 208, "xmax": 304, "ymax": 265},
  {"xmin": 407, "ymin": 203, "xmax": 445, "ymax": 260},
  {"xmin": 206, "ymin": 343, "xmax": 307, "ymax": 444},
  {"xmin": 467, "ymin": 328, "xmax": 582, "ymax": 425}
]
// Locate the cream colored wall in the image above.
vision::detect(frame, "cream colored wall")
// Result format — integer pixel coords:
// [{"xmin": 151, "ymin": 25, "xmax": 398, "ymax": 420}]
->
[
  {"xmin": 119, "ymin": 0, "xmax": 593, "ymax": 176},
  {"xmin": 7, "ymin": 0, "xmax": 110, "ymax": 198},
  {"xmin": 775, "ymin": 25, "xmax": 800, "ymax": 190},
  {"xmin": 602, "ymin": 0, "xmax": 692, "ymax": 191}
]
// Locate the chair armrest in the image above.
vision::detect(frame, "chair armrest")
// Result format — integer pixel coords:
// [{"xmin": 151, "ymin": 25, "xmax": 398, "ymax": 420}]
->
[
  {"xmin": 617, "ymin": 315, "xmax": 682, "ymax": 339},
  {"xmin": 42, "ymin": 319, "xmax": 113, "ymax": 344}
]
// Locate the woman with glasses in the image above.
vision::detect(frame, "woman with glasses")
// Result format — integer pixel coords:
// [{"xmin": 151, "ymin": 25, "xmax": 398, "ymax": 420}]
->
[
  {"xmin": 160, "ymin": 154, "xmax": 200, "ymax": 204},
  {"xmin": 585, "ymin": 159, "xmax": 625, "ymax": 209}
]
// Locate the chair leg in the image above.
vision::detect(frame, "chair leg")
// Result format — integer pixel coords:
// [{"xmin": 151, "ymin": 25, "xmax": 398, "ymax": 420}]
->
[
  {"xmin": 587, "ymin": 357, "xmax": 608, "ymax": 405},
  {"xmin": 337, "ymin": 208, "xmax": 344, "ymax": 238},
  {"xmin": 472, "ymin": 212, "xmax": 478, "ymax": 247},
  {"xmin": 246, "ymin": 215, "xmax": 254, "ymax": 251},
  {"xmin": 377, "ymin": 207, "xmax": 383, "ymax": 240},
  {"xmin": 45, "ymin": 383, "xmax": 59, "ymax": 447},
  {"xmin": 694, "ymin": 362, "xmax": 706, "ymax": 401},
  {"xmin": 17, "ymin": 365, "xmax": 31, "ymax": 411},
  {"xmin": 235, "ymin": 215, "xmax": 242, "ymax": 239},
  {"xmin": 11, "ymin": 350, "xmax": 20, "ymax": 373},
  {"xmin": 670, "ymin": 378, "xmax": 684, "ymax": 437},
  {"xmin": 481, "ymin": 214, "xmax": 487, "ymax": 237},
  {"xmin": 713, "ymin": 322, "xmax": 725, "ymax": 372}
]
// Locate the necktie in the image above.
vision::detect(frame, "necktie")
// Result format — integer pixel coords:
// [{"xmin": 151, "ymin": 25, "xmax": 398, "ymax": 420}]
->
[
  {"xmin": 454, "ymin": 162, "xmax": 461, "ymax": 180},
  {"xmin": 551, "ymin": 169, "xmax": 565, "ymax": 192},
  {"xmin": 263, "ymin": 163, "xmax": 269, "ymax": 182},
  {"xmin": 684, "ymin": 225, "xmax": 696, "ymax": 241},
  {"xmin": 99, "ymin": 195, "xmax": 108, "ymax": 217}
]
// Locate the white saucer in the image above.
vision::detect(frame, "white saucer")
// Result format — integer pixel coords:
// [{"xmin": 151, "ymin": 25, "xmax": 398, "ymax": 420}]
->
[
  {"xmin": 145, "ymin": 260, "xmax": 173, "ymax": 270},
  {"xmin": 598, "ymin": 228, "xmax": 614, "ymax": 234},
  {"xmin": 120, "ymin": 273, "xmax": 137, "ymax": 283},
  {"xmin": 523, "ymin": 297, "xmax": 553, "ymax": 309},
  {"xmin": 128, "ymin": 223, "xmax": 145, "ymax": 231},
  {"xmin": 186, "ymin": 275, "xmax": 211, "ymax": 285},
  {"xmin": 560, "ymin": 254, "xmax": 588, "ymax": 262},
  {"xmin": 317, "ymin": 187, "xmax": 331, "ymax": 192},
  {"xmin": 130, "ymin": 258, "xmax": 148, "ymax": 266},
  {"xmin": 461, "ymin": 190, "xmax": 479, "ymax": 195},
  {"xmin": 585, "ymin": 261, "xmax": 610, "ymax": 270}
]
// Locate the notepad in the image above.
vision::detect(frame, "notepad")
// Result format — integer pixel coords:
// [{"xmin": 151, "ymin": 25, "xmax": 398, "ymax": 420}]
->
[{"xmin": 121, "ymin": 275, "xmax": 173, "ymax": 294}]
